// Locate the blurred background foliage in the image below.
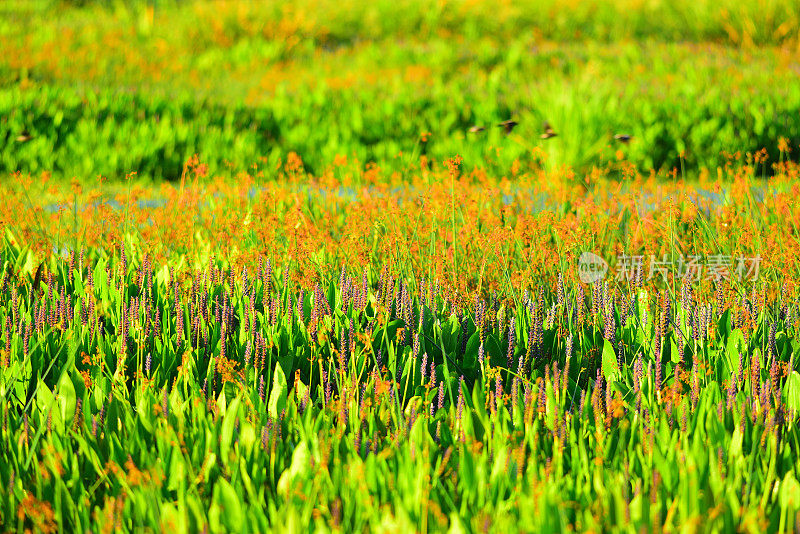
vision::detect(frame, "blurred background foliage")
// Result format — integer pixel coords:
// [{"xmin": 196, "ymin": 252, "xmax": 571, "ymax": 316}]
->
[{"xmin": 1, "ymin": 0, "xmax": 799, "ymax": 181}]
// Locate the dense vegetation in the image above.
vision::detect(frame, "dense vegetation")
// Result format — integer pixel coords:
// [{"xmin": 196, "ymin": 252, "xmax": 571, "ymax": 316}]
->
[
  {"xmin": 1, "ymin": 163, "xmax": 800, "ymax": 531},
  {"xmin": 1, "ymin": 0, "xmax": 800, "ymax": 180},
  {"xmin": 2, "ymin": 1, "xmax": 800, "ymax": 532}
]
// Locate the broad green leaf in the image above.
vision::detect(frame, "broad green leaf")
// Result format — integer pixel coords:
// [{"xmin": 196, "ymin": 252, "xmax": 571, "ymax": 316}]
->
[
  {"xmin": 447, "ymin": 513, "xmax": 468, "ymax": 534},
  {"xmin": 780, "ymin": 472, "xmax": 800, "ymax": 509},
  {"xmin": 268, "ymin": 363, "xmax": 287, "ymax": 420},
  {"xmin": 57, "ymin": 370, "xmax": 76, "ymax": 425},
  {"xmin": 210, "ymin": 478, "xmax": 243, "ymax": 533},
  {"xmin": 726, "ymin": 329, "xmax": 746, "ymax": 373},
  {"xmin": 159, "ymin": 504, "xmax": 188, "ymax": 533},
  {"xmin": 785, "ymin": 371, "xmax": 800, "ymax": 413},
  {"xmin": 277, "ymin": 442, "xmax": 311, "ymax": 497},
  {"xmin": 220, "ymin": 395, "xmax": 241, "ymax": 461},
  {"xmin": 602, "ymin": 339, "xmax": 620, "ymax": 382},
  {"xmin": 167, "ymin": 447, "xmax": 186, "ymax": 493}
]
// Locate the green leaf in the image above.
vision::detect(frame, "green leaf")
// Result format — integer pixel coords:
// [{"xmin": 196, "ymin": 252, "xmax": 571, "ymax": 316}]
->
[
  {"xmin": 277, "ymin": 442, "xmax": 311, "ymax": 497},
  {"xmin": 602, "ymin": 339, "xmax": 620, "ymax": 382},
  {"xmin": 780, "ymin": 472, "xmax": 800, "ymax": 509},
  {"xmin": 160, "ymin": 504, "xmax": 188, "ymax": 534},
  {"xmin": 545, "ymin": 379, "xmax": 557, "ymax": 431},
  {"xmin": 441, "ymin": 314, "xmax": 461, "ymax": 355},
  {"xmin": 485, "ymin": 335, "xmax": 504, "ymax": 369},
  {"xmin": 784, "ymin": 371, "xmax": 800, "ymax": 413},
  {"xmin": 57, "ymin": 370, "xmax": 76, "ymax": 426},
  {"xmin": 670, "ymin": 337, "xmax": 682, "ymax": 364},
  {"xmin": 209, "ymin": 478, "xmax": 243, "ymax": 533},
  {"xmin": 167, "ymin": 447, "xmax": 186, "ymax": 493},
  {"xmin": 36, "ymin": 382, "xmax": 61, "ymax": 431},
  {"xmin": 294, "ymin": 378, "xmax": 309, "ymax": 407},
  {"xmin": 447, "ymin": 513, "xmax": 468, "ymax": 534},
  {"xmin": 220, "ymin": 395, "xmax": 241, "ymax": 461},
  {"xmin": 728, "ymin": 426, "xmax": 743, "ymax": 459},
  {"xmin": 462, "ymin": 332, "xmax": 481, "ymax": 372},
  {"xmin": 268, "ymin": 363, "xmax": 287, "ymax": 420}
]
